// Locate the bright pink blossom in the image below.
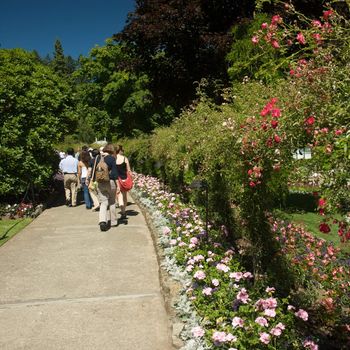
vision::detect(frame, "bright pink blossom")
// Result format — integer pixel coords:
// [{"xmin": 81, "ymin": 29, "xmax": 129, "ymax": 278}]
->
[
  {"xmin": 297, "ymin": 32, "xmax": 306, "ymax": 45},
  {"xmin": 271, "ymin": 40, "xmax": 280, "ymax": 49},
  {"xmin": 305, "ymin": 116, "xmax": 315, "ymax": 125},
  {"xmin": 252, "ymin": 36, "xmax": 259, "ymax": 44},
  {"xmin": 271, "ymin": 15, "xmax": 282, "ymax": 25},
  {"xmin": 318, "ymin": 198, "xmax": 326, "ymax": 207},
  {"xmin": 312, "ymin": 20, "xmax": 322, "ymax": 28},
  {"xmin": 323, "ymin": 10, "xmax": 333, "ymax": 20}
]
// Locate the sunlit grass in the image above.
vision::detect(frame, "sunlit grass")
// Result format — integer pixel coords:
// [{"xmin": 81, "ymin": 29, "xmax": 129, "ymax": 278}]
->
[
  {"xmin": 279, "ymin": 211, "xmax": 350, "ymax": 255},
  {"xmin": 0, "ymin": 218, "xmax": 32, "ymax": 247}
]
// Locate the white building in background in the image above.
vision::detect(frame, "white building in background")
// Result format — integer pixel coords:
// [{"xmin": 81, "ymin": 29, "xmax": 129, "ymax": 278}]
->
[
  {"xmin": 293, "ymin": 147, "xmax": 312, "ymax": 159},
  {"xmin": 95, "ymin": 138, "xmax": 107, "ymax": 146}
]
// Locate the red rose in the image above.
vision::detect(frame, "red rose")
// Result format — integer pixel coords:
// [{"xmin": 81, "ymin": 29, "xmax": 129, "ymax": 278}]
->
[
  {"xmin": 271, "ymin": 120, "xmax": 278, "ymax": 129},
  {"xmin": 319, "ymin": 222, "xmax": 331, "ymax": 233},
  {"xmin": 274, "ymin": 134, "xmax": 281, "ymax": 143},
  {"xmin": 318, "ymin": 198, "xmax": 326, "ymax": 207},
  {"xmin": 305, "ymin": 116, "xmax": 315, "ymax": 125}
]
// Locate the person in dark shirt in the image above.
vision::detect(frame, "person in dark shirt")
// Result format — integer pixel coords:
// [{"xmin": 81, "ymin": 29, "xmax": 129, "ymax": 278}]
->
[
  {"xmin": 115, "ymin": 145, "xmax": 132, "ymax": 220},
  {"xmin": 87, "ymin": 144, "xmax": 118, "ymax": 231}
]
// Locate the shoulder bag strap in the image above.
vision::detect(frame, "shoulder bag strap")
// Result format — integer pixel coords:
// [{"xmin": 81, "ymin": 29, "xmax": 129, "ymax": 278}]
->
[{"xmin": 91, "ymin": 156, "xmax": 99, "ymax": 180}]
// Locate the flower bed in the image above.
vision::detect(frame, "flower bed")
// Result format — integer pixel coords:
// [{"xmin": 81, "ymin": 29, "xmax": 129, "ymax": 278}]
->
[{"xmin": 130, "ymin": 172, "xmax": 350, "ymax": 349}]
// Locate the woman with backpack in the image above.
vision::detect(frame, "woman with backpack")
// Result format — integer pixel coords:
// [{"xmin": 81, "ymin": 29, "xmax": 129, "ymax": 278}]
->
[{"xmin": 87, "ymin": 144, "xmax": 118, "ymax": 231}]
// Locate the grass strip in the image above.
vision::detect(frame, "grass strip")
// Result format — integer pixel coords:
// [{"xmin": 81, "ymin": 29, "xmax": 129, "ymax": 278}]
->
[{"xmin": 0, "ymin": 218, "xmax": 32, "ymax": 247}]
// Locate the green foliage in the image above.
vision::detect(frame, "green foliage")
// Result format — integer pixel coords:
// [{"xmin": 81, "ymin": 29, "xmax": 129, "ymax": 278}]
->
[
  {"xmin": 74, "ymin": 40, "xmax": 154, "ymax": 138},
  {"xmin": 0, "ymin": 48, "xmax": 75, "ymax": 197},
  {"xmin": 52, "ymin": 39, "xmax": 67, "ymax": 76},
  {"xmin": 227, "ymin": 13, "xmax": 286, "ymax": 82}
]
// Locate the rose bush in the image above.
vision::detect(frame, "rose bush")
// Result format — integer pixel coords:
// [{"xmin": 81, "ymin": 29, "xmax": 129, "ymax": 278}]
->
[{"xmin": 131, "ymin": 172, "xmax": 349, "ymax": 349}]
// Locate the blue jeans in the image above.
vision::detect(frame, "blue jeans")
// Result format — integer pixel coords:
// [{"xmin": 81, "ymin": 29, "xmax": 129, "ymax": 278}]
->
[{"xmin": 81, "ymin": 178, "xmax": 92, "ymax": 209}]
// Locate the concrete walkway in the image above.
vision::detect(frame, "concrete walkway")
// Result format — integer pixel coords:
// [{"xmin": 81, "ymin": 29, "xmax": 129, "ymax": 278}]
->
[{"xmin": 0, "ymin": 197, "xmax": 173, "ymax": 350}]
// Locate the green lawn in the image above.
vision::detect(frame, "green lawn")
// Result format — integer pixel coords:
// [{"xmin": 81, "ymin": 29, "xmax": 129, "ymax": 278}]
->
[
  {"xmin": 280, "ymin": 211, "xmax": 350, "ymax": 255},
  {"xmin": 0, "ymin": 218, "xmax": 32, "ymax": 247}
]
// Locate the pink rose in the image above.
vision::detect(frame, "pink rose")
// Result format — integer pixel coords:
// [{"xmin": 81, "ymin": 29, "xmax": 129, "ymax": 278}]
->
[
  {"xmin": 305, "ymin": 116, "xmax": 315, "ymax": 125},
  {"xmin": 297, "ymin": 32, "xmax": 306, "ymax": 45},
  {"xmin": 252, "ymin": 36, "xmax": 259, "ymax": 44},
  {"xmin": 271, "ymin": 40, "xmax": 280, "ymax": 49}
]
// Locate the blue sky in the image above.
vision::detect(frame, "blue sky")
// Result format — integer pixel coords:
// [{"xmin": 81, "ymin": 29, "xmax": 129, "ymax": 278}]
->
[{"xmin": 0, "ymin": 0, "xmax": 135, "ymax": 58}]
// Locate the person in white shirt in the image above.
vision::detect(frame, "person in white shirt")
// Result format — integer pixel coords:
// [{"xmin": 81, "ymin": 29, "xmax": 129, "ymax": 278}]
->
[{"xmin": 59, "ymin": 148, "xmax": 79, "ymax": 207}]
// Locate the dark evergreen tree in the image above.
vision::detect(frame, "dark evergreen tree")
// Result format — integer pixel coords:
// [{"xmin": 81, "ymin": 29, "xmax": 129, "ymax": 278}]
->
[{"xmin": 52, "ymin": 39, "xmax": 67, "ymax": 76}]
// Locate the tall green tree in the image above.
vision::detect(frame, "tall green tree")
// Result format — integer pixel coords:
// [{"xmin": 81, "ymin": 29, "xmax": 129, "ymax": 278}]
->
[
  {"xmin": 52, "ymin": 39, "xmax": 67, "ymax": 76},
  {"xmin": 0, "ymin": 49, "xmax": 75, "ymax": 197},
  {"xmin": 74, "ymin": 40, "xmax": 156, "ymax": 138}
]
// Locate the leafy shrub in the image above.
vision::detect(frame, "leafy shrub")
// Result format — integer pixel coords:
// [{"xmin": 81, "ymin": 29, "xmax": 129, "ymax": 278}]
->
[{"xmin": 0, "ymin": 49, "xmax": 75, "ymax": 198}]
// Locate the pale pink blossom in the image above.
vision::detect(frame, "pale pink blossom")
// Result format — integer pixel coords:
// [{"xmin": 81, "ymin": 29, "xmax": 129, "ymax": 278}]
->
[
  {"xmin": 186, "ymin": 265, "xmax": 194, "ymax": 272},
  {"xmin": 192, "ymin": 326, "xmax": 205, "ymax": 338},
  {"xmin": 190, "ymin": 237, "xmax": 199, "ymax": 245},
  {"xmin": 276, "ymin": 322, "xmax": 285, "ymax": 330},
  {"xmin": 232, "ymin": 317, "xmax": 244, "ymax": 328},
  {"xmin": 162, "ymin": 226, "xmax": 171, "ymax": 235},
  {"xmin": 259, "ymin": 332, "xmax": 271, "ymax": 344},
  {"xmin": 255, "ymin": 317, "xmax": 269, "ymax": 327},
  {"xmin": 295, "ymin": 309, "xmax": 309, "ymax": 321},
  {"xmin": 264, "ymin": 308, "xmax": 276, "ymax": 318},
  {"xmin": 216, "ymin": 263, "xmax": 230, "ymax": 272},
  {"xmin": 202, "ymin": 287, "xmax": 213, "ymax": 296},
  {"xmin": 229, "ymin": 272, "xmax": 243, "ymax": 281},
  {"xmin": 212, "ymin": 331, "xmax": 227, "ymax": 344},
  {"xmin": 225, "ymin": 333, "xmax": 237, "ymax": 342},
  {"xmin": 243, "ymin": 272, "xmax": 253, "ymax": 279},
  {"xmin": 194, "ymin": 270, "xmax": 206, "ymax": 280},
  {"xmin": 193, "ymin": 255, "xmax": 205, "ymax": 262},
  {"xmin": 212, "ymin": 279, "xmax": 220, "ymax": 287},
  {"xmin": 237, "ymin": 288, "xmax": 250, "ymax": 304},
  {"xmin": 270, "ymin": 327, "xmax": 282, "ymax": 336},
  {"xmin": 266, "ymin": 287, "xmax": 275, "ymax": 293},
  {"xmin": 303, "ymin": 339, "xmax": 319, "ymax": 350}
]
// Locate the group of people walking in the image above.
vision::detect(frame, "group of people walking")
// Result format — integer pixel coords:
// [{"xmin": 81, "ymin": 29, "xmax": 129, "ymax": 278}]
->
[{"xmin": 58, "ymin": 144, "xmax": 132, "ymax": 231}]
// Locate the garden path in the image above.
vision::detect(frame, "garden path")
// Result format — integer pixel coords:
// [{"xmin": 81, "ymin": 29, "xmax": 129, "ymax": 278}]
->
[{"xmin": 0, "ymin": 196, "xmax": 173, "ymax": 350}]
